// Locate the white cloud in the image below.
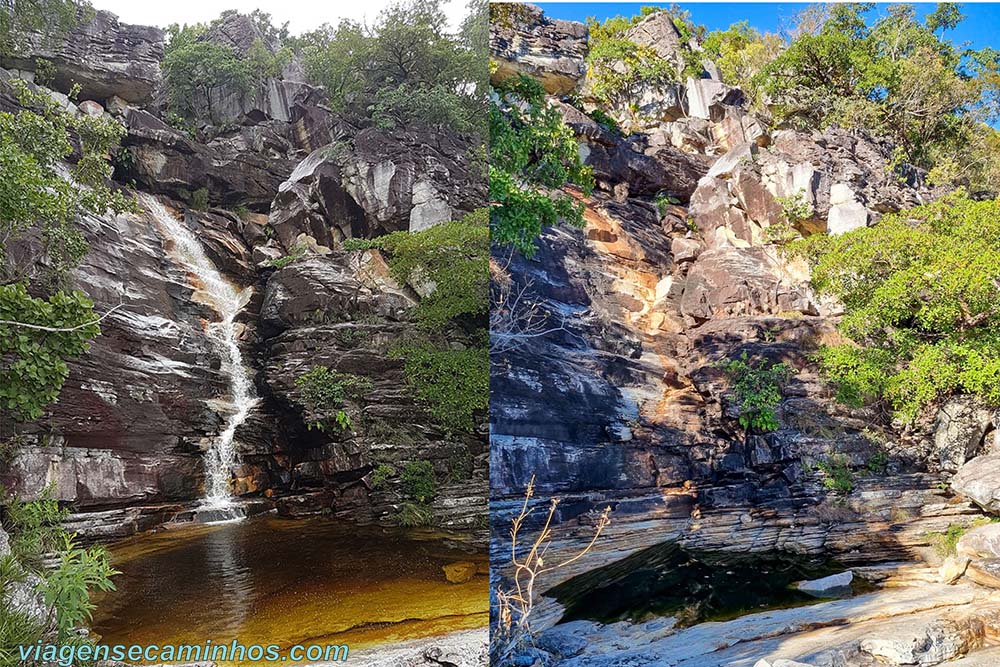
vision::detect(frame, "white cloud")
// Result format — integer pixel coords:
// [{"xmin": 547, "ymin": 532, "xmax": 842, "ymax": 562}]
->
[{"xmin": 92, "ymin": 0, "xmax": 469, "ymax": 34}]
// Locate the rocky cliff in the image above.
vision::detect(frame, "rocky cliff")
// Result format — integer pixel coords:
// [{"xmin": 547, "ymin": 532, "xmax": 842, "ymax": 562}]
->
[
  {"xmin": 1, "ymin": 10, "xmax": 487, "ymax": 543},
  {"xmin": 490, "ymin": 6, "xmax": 999, "ymax": 665}
]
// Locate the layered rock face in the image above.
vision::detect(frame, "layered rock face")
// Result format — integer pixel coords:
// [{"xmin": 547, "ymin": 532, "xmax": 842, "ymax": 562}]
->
[
  {"xmin": 1, "ymin": 11, "xmax": 487, "ymax": 542},
  {"xmin": 489, "ymin": 7, "xmax": 995, "ymax": 657}
]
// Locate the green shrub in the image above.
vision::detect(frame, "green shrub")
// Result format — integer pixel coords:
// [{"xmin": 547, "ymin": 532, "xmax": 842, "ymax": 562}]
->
[
  {"xmin": 815, "ymin": 454, "xmax": 854, "ymax": 495},
  {"xmin": 189, "ymin": 187, "xmax": 209, "ymax": 211},
  {"xmin": 344, "ymin": 209, "xmax": 488, "ymax": 328},
  {"xmin": 1, "ymin": 491, "xmax": 118, "ymax": 645},
  {"xmin": 718, "ymin": 352, "xmax": 790, "ymax": 433},
  {"xmin": 294, "ymin": 366, "xmax": 373, "ymax": 433},
  {"xmin": 490, "ymin": 74, "xmax": 594, "ymax": 257},
  {"xmin": 370, "ymin": 463, "xmax": 396, "ymax": 490},
  {"xmin": 401, "ymin": 460, "xmax": 437, "ymax": 503},
  {"xmin": 265, "ymin": 244, "xmax": 308, "ymax": 269},
  {"xmin": 398, "ymin": 501, "xmax": 435, "ymax": 528},
  {"xmin": 794, "ymin": 194, "xmax": 1000, "ymax": 422},
  {"xmin": 392, "ymin": 344, "xmax": 488, "ymax": 435}
]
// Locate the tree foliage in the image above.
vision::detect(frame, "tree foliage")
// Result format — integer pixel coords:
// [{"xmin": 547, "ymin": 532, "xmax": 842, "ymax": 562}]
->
[
  {"xmin": 0, "ymin": 78, "xmax": 132, "ymax": 429},
  {"xmin": 163, "ymin": 13, "xmax": 291, "ymax": 123},
  {"xmin": 797, "ymin": 193, "xmax": 1000, "ymax": 422},
  {"xmin": 585, "ymin": 6, "xmax": 704, "ymax": 114},
  {"xmin": 489, "ymin": 74, "xmax": 593, "ymax": 257},
  {"xmin": 0, "ymin": 0, "xmax": 89, "ymax": 57},
  {"xmin": 294, "ymin": 0, "xmax": 485, "ymax": 135}
]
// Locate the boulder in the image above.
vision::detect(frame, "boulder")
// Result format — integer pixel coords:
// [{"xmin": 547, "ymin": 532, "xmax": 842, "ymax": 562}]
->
[
  {"xmin": 123, "ymin": 107, "xmax": 294, "ymax": 207},
  {"xmin": 626, "ymin": 11, "xmax": 686, "ymax": 62},
  {"xmin": 964, "ymin": 559, "xmax": 1000, "ymax": 589},
  {"xmin": 956, "ymin": 523, "xmax": 1000, "ymax": 561},
  {"xmin": 269, "ymin": 126, "xmax": 485, "ymax": 249},
  {"xmin": 795, "ymin": 571, "xmax": 854, "ymax": 598},
  {"xmin": 680, "ymin": 247, "xmax": 813, "ymax": 322},
  {"xmin": 686, "ymin": 77, "xmax": 743, "ymax": 120},
  {"xmin": 0, "ymin": 9, "xmax": 163, "ymax": 103},
  {"xmin": 935, "ymin": 398, "xmax": 996, "ymax": 473},
  {"xmin": 940, "ymin": 556, "xmax": 971, "ymax": 584},
  {"xmin": 860, "ymin": 618, "xmax": 981, "ymax": 666},
  {"xmin": 442, "ymin": 561, "xmax": 478, "ymax": 584},
  {"xmin": 585, "ymin": 137, "xmax": 708, "ymax": 200},
  {"xmin": 490, "ymin": 4, "xmax": 588, "ymax": 94},
  {"xmin": 952, "ymin": 455, "xmax": 1000, "ymax": 513}
]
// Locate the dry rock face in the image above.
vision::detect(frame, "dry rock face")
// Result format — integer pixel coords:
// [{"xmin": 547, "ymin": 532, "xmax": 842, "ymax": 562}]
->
[
  {"xmin": 490, "ymin": 4, "xmax": 588, "ymax": 95},
  {"xmin": 0, "ymin": 10, "xmax": 163, "ymax": 103},
  {"xmin": 490, "ymin": 7, "xmax": 997, "ymax": 665}
]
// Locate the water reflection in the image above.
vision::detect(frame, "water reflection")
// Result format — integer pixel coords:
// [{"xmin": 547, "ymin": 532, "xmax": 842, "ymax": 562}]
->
[{"xmin": 91, "ymin": 516, "xmax": 488, "ymax": 665}]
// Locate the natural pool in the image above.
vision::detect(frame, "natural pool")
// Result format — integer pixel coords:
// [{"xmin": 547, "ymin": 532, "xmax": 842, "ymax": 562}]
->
[
  {"xmin": 90, "ymin": 515, "xmax": 488, "ymax": 665},
  {"xmin": 549, "ymin": 541, "xmax": 867, "ymax": 627}
]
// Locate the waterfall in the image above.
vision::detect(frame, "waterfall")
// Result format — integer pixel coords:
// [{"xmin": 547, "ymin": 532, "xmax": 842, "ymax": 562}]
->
[{"xmin": 140, "ymin": 194, "xmax": 258, "ymax": 511}]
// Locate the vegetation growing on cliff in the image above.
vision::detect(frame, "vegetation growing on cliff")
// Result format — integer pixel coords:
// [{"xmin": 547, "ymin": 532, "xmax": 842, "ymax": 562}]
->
[
  {"xmin": 1, "ymin": 491, "xmax": 118, "ymax": 665},
  {"xmin": 489, "ymin": 73, "xmax": 593, "ymax": 256},
  {"xmin": 585, "ymin": 6, "xmax": 704, "ymax": 112},
  {"xmin": 0, "ymin": 0, "xmax": 87, "ymax": 57},
  {"xmin": 295, "ymin": 366, "xmax": 373, "ymax": 433},
  {"xmin": 701, "ymin": 3, "xmax": 1000, "ymax": 191},
  {"xmin": 294, "ymin": 0, "xmax": 485, "ymax": 135},
  {"xmin": 345, "ymin": 209, "xmax": 488, "ymax": 435},
  {"xmin": 799, "ymin": 194, "xmax": 1000, "ymax": 423},
  {"xmin": 163, "ymin": 12, "xmax": 291, "ymax": 124},
  {"xmin": 718, "ymin": 353, "xmax": 790, "ymax": 433},
  {"xmin": 0, "ymin": 79, "xmax": 133, "ymax": 429}
]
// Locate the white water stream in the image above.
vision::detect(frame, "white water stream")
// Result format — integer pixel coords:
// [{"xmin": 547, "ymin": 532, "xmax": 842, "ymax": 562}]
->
[{"xmin": 141, "ymin": 194, "xmax": 258, "ymax": 511}]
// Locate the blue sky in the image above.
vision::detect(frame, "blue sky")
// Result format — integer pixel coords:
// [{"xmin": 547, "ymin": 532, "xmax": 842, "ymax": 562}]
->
[{"xmin": 535, "ymin": 3, "xmax": 1000, "ymax": 52}]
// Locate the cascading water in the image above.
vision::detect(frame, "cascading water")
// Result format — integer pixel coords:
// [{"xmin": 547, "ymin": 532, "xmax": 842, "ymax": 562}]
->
[{"xmin": 140, "ymin": 194, "xmax": 258, "ymax": 514}]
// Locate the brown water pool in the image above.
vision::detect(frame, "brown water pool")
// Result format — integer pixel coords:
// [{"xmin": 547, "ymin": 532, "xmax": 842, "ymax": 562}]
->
[{"xmin": 90, "ymin": 515, "xmax": 488, "ymax": 664}]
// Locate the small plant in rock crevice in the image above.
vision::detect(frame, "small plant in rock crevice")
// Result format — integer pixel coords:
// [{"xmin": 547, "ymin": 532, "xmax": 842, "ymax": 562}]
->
[
  {"xmin": 815, "ymin": 454, "xmax": 855, "ymax": 495},
  {"xmin": 369, "ymin": 463, "xmax": 396, "ymax": 490},
  {"xmin": 294, "ymin": 366, "xmax": 373, "ymax": 433},
  {"xmin": 718, "ymin": 353, "xmax": 791, "ymax": 433}
]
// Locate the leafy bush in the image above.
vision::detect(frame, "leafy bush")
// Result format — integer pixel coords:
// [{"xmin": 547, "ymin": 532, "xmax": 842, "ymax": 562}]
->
[
  {"xmin": 398, "ymin": 501, "xmax": 435, "ymax": 528},
  {"xmin": 0, "ymin": 286, "xmax": 101, "ymax": 423},
  {"xmin": 490, "ymin": 74, "xmax": 594, "ymax": 257},
  {"xmin": 370, "ymin": 463, "xmax": 396, "ymax": 490},
  {"xmin": 163, "ymin": 14, "xmax": 291, "ymax": 123},
  {"xmin": 264, "ymin": 244, "xmax": 308, "ymax": 269},
  {"xmin": 795, "ymin": 194, "xmax": 1000, "ymax": 422},
  {"xmin": 815, "ymin": 454, "xmax": 854, "ymax": 495},
  {"xmin": 344, "ymin": 209, "xmax": 488, "ymax": 328},
  {"xmin": 584, "ymin": 8, "xmax": 703, "ymax": 114},
  {"xmin": 401, "ymin": 461, "xmax": 437, "ymax": 503},
  {"xmin": 1, "ymin": 491, "xmax": 118, "ymax": 644},
  {"xmin": 718, "ymin": 352, "xmax": 790, "ymax": 432},
  {"xmin": 392, "ymin": 344, "xmax": 488, "ymax": 435},
  {"xmin": 295, "ymin": 0, "xmax": 485, "ymax": 136},
  {"xmin": 294, "ymin": 366, "xmax": 373, "ymax": 433}
]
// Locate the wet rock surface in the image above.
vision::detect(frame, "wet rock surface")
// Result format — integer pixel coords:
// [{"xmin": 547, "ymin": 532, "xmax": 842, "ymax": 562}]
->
[{"xmin": 2, "ymin": 8, "xmax": 487, "ymax": 546}]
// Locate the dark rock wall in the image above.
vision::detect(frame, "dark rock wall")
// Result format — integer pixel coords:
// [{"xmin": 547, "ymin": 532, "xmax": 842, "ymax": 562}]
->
[{"xmin": 1, "ymin": 10, "xmax": 487, "ymax": 543}]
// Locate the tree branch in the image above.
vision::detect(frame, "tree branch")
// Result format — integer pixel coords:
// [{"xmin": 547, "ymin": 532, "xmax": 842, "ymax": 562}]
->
[{"xmin": 0, "ymin": 302, "xmax": 125, "ymax": 333}]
